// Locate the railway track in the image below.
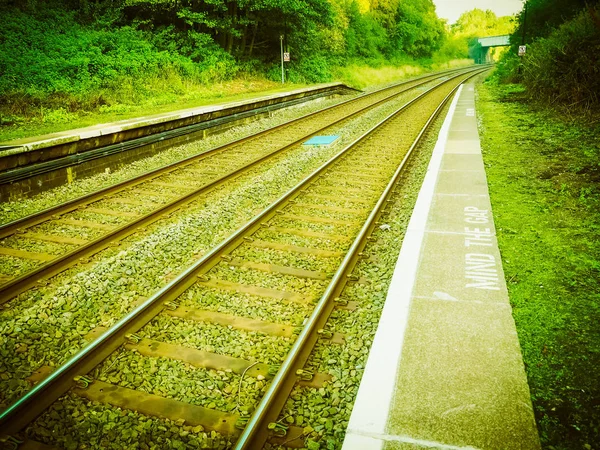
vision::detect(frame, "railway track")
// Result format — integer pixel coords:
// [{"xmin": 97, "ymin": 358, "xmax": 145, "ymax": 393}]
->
[
  {"xmin": 0, "ymin": 67, "xmax": 488, "ymax": 449},
  {"xmin": 0, "ymin": 67, "xmax": 475, "ymax": 305}
]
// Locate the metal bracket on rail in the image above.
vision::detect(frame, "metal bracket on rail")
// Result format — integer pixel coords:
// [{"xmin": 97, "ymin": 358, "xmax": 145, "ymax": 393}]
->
[
  {"xmin": 73, "ymin": 375, "xmax": 93, "ymax": 389},
  {"xmin": 267, "ymin": 422, "xmax": 288, "ymax": 437},
  {"xmin": 317, "ymin": 328, "xmax": 334, "ymax": 339},
  {"xmin": 0, "ymin": 435, "xmax": 23, "ymax": 450},
  {"xmin": 125, "ymin": 333, "xmax": 142, "ymax": 344},
  {"xmin": 333, "ymin": 297, "xmax": 348, "ymax": 307},
  {"xmin": 295, "ymin": 369, "xmax": 314, "ymax": 381},
  {"xmin": 163, "ymin": 301, "xmax": 178, "ymax": 311},
  {"xmin": 235, "ymin": 417, "xmax": 250, "ymax": 430},
  {"xmin": 346, "ymin": 274, "xmax": 369, "ymax": 285}
]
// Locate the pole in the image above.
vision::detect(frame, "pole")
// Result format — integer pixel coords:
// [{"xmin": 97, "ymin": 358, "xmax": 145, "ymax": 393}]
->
[
  {"xmin": 518, "ymin": 1, "xmax": 528, "ymax": 74},
  {"xmin": 521, "ymin": 1, "xmax": 528, "ymax": 46},
  {"xmin": 280, "ymin": 35, "xmax": 284, "ymax": 84}
]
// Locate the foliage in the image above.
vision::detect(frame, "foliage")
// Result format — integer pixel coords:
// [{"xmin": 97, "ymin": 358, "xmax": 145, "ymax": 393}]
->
[
  {"xmin": 490, "ymin": 52, "xmax": 522, "ymax": 83},
  {"xmin": 0, "ymin": 5, "xmax": 240, "ymax": 100},
  {"xmin": 520, "ymin": 9, "xmax": 600, "ymax": 110},
  {"xmin": 0, "ymin": 0, "xmax": 483, "ymax": 132},
  {"xmin": 495, "ymin": 0, "xmax": 600, "ymax": 111},
  {"xmin": 342, "ymin": 0, "xmax": 389, "ymax": 60},
  {"xmin": 432, "ymin": 34, "xmax": 469, "ymax": 62},
  {"xmin": 391, "ymin": 0, "xmax": 445, "ymax": 58},
  {"xmin": 512, "ymin": 0, "xmax": 598, "ymax": 45},
  {"xmin": 451, "ymin": 8, "xmax": 514, "ymax": 38}
]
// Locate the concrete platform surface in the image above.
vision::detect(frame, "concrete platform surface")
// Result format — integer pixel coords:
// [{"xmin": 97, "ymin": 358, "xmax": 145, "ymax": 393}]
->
[
  {"xmin": 0, "ymin": 82, "xmax": 352, "ymax": 154},
  {"xmin": 343, "ymin": 81, "xmax": 540, "ymax": 450}
]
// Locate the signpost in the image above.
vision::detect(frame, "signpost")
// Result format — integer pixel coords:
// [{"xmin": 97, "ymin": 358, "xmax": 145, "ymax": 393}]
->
[{"xmin": 280, "ymin": 35, "xmax": 284, "ymax": 84}]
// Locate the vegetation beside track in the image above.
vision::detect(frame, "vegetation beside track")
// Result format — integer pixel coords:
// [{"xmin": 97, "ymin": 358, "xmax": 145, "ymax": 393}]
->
[
  {"xmin": 0, "ymin": 64, "xmax": 467, "ymax": 144},
  {"xmin": 497, "ymin": 0, "xmax": 599, "ymax": 113},
  {"xmin": 476, "ymin": 78, "xmax": 600, "ymax": 449},
  {"xmin": 0, "ymin": 0, "xmax": 511, "ymax": 142}
]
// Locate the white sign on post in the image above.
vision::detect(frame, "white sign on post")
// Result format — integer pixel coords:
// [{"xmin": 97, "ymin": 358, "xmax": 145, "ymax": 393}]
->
[
  {"xmin": 518, "ymin": 45, "xmax": 527, "ymax": 56},
  {"xmin": 283, "ymin": 52, "xmax": 290, "ymax": 62}
]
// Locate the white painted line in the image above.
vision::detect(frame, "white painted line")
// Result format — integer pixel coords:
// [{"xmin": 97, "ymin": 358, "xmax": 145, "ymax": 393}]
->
[
  {"xmin": 8, "ymin": 83, "xmax": 346, "ymax": 151},
  {"xmin": 439, "ymin": 169, "xmax": 481, "ymax": 172},
  {"xmin": 342, "ymin": 85, "xmax": 464, "ymax": 449},
  {"xmin": 343, "ymin": 433, "xmax": 384, "ymax": 450},
  {"xmin": 424, "ymin": 230, "xmax": 497, "ymax": 237},
  {"xmin": 412, "ymin": 295, "xmax": 509, "ymax": 306},
  {"xmin": 351, "ymin": 432, "xmax": 482, "ymax": 450},
  {"xmin": 99, "ymin": 126, "xmax": 123, "ymax": 136},
  {"xmin": 78, "ymin": 130, "xmax": 102, "ymax": 139},
  {"xmin": 436, "ymin": 193, "xmax": 488, "ymax": 197}
]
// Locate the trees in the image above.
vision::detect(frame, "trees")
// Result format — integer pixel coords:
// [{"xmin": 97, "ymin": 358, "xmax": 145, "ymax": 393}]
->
[
  {"xmin": 391, "ymin": 0, "xmax": 445, "ymax": 58},
  {"xmin": 451, "ymin": 8, "xmax": 514, "ymax": 38},
  {"xmin": 512, "ymin": 0, "xmax": 598, "ymax": 44},
  {"xmin": 440, "ymin": 9, "xmax": 515, "ymax": 63},
  {"xmin": 0, "ymin": 0, "xmax": 465, "ymax": 113},
  {"xmin": 368, "ymin": 0, "xmax": 445, "ymax": 59},
  {"xmin": 497, "ymin": 0, "xmax": 600, "ymax": 110},
  {"xmin": 520, "ymin": 8, "xmax": 600, "ymax": 108}
]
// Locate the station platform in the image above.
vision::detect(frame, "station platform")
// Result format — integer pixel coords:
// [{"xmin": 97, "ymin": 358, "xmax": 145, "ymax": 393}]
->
[
  {"xmin": 0, "ymin": 82, "xmax": 355, "ymax": 158},
  {"xmin": 343, "ymin": 81, "xmax": 541, "ymax": 449},
  {"xmin": 0, "ymin": 83, "xmax": 357, "ymax": 201}
]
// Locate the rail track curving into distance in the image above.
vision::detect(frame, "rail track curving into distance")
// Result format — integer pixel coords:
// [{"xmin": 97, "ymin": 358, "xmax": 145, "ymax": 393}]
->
[
  {"xmin": 0, "ymin": 66, "xmax": 488, "ymax": 449},
  {"xmin": 0, "ymin": 67, "xmax": 477, "ymax": 305}
]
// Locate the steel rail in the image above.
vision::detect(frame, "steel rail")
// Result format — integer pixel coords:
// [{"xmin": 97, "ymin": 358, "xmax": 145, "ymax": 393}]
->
[
  {"xmin": 0, "ymin": 66, "xmax": 487, "ymax": 440},
  {"xmin": 233, "ymin": 67, "xmax": 490, "ymax": 449},
  {"xmin": 0, "ymin": 68, "xmax": 473, "ymax": 304}
]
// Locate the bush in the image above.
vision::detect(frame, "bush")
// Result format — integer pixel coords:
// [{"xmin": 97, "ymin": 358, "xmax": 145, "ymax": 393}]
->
[
  {"xmin": 432, "ymin": 35, "xmax": 469, "ymax": 63},
  {"xmin": 520, "ymin": 9, "xmax": 600, "ymax": 109},
  {"xmin": 287, "ymin": 56, "xmax": 333, "ymax": 83},
  {"xmin": 492, "ymin": 52, "xmax": 523, "ymax": 83},
  {"xmin": 0, "ymin": 5, "xmax": 241, "ymax": 107}
]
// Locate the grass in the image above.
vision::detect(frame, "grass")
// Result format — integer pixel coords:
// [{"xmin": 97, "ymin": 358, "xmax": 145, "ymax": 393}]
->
[
  {"xmin": 476, "ymin": 78, "xmax": 600, "ymax": 448},
  {"xmin": 332, "ymin": 59, "xmax": 472, "ymax": 89},
  {"xmin": 0, "ymin": 77, "xmax": 305, "ymax": 143}
]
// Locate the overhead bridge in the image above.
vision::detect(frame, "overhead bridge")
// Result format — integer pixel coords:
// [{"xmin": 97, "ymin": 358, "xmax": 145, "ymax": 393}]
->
[{"xmin": 475, "ymin": 35, "xmax": 511, "ymax": 63}]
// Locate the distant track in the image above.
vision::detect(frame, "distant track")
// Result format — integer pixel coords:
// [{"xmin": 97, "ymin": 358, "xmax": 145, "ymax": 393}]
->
[{"xmin": 0, "ymin": 66, "xmax": 475, "ymax": 305}]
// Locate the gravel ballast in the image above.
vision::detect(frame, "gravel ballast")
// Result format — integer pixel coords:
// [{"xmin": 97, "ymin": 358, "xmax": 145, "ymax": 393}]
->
[{"xmin": 5, "ymin": 77, "xmax": 459, "ymax": 448}]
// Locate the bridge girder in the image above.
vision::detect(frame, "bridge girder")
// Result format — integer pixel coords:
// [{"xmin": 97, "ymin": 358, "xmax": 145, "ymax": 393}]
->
[{"xmin": 475, "ymin": 35, "xmax": 510, "ymax": 64}]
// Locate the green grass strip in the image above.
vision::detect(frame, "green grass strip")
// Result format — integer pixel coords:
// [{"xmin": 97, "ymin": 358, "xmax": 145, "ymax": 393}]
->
[{"xmin": 477, "ymin": 79, "xmax": 600, "ymax": 449}]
